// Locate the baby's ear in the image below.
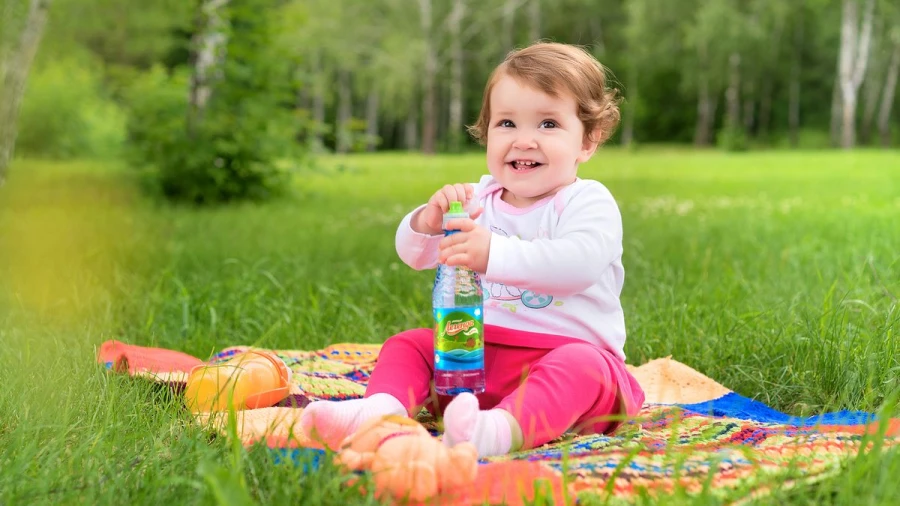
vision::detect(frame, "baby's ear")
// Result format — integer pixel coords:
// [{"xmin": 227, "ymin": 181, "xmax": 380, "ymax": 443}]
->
[{"xmin": 577, "ymin": 129, "xmax": 602, "ymax": 163}]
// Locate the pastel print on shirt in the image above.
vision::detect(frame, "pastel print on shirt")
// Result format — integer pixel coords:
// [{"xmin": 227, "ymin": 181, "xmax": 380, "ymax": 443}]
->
[{"xmin": 485, "ymin": 225, "xmax": 559, "ymax": 312}]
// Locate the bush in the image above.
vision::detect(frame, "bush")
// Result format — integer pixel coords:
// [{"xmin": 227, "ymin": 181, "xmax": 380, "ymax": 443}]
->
[
  {"xmin": 124, "ymin": 0, "xmax": 303, "ymax": 205},
  {"xmin": 716, "ymin": 125, "xmax": 750, "ymax": 152},
  {"xmin": 16, "ymin": 59, "xmax": 127, "ymax": 159}
]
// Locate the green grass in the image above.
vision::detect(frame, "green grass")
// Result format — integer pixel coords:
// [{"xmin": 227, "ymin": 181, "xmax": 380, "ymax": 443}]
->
[{"xmin": 1, "ymin": 148, "xmax": 899, "ymax": 505}]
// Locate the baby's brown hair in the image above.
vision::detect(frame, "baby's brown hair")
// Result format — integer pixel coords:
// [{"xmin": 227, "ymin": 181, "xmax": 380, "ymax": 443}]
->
[{"xmin": 467, "ymin": 42, "xmax": 621, "ymax": 146}]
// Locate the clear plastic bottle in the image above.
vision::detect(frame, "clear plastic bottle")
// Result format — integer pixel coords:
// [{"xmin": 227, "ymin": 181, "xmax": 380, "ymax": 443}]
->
[{"xmin": 433, "ymin": 201, "xmax": 486, "ymax": 395}]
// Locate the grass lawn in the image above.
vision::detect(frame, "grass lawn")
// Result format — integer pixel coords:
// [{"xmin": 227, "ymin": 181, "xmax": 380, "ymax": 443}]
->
[{"xmin": 1, "ymin": 148, "xmax": 899, "ymax": 504}]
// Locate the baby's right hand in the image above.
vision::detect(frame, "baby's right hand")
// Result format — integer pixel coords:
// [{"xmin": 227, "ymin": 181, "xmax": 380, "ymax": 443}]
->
[{"xmin": 413, "ymin": 183, "xmax": 482, "ymax": 235}]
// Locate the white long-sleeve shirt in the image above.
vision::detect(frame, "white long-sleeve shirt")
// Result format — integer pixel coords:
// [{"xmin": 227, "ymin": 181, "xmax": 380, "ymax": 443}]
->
[{"xmin": 395, "ymin": 175, "xmax": 627, "ymax": 360}]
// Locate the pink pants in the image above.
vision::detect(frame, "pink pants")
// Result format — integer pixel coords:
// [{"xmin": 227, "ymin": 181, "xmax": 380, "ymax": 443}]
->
[{"xmin": 364, "ymin": 324, "xmax": 645, "ymax": 449}]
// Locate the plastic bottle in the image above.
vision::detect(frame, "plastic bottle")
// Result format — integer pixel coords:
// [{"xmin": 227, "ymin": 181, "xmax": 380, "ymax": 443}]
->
[
  {"xmin": 433, "ymin": 201, "xmax": 486, "ymax": 395},
  {"xmin": 184, "ymin": 350, "xmax": 292, "ymax": 412}
]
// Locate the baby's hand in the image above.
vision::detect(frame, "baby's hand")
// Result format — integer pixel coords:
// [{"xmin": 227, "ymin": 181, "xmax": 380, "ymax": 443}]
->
[
  {"xmin": 438, "ymin": 218, "xmax": 491, "ymax": 274},
  {"xmin": 413, "ymin": 184, "xmax": 483, "ymax": 235}
]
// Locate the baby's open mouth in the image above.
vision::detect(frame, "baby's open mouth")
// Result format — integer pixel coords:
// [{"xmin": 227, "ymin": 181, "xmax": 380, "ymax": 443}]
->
[{"xmin": 509, "ymin": 161, "xmax": 543, "ymax": 171}]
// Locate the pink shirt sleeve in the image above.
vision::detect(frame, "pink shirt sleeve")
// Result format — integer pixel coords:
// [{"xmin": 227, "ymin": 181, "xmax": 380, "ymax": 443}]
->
[{"xmin": 395, "ymin": 205, "xmax": 443, "ymax": 270}]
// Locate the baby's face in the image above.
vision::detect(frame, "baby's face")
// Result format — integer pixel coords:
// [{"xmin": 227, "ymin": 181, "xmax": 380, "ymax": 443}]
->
[{"xmin": 485, "ymin": 75, "xmax": 593, "ymax": 208}]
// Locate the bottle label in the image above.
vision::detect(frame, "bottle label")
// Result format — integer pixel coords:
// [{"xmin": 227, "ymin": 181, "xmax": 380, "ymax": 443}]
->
[{"xmin": 433, "ymin": 306, "xmax": 484, "ymax": 372}]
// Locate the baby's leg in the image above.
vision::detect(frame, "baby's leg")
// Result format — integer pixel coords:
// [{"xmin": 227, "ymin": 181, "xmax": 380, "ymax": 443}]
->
[
  {"xmin": 444, "ymin": 342, "xmax": 635, "ymax": 455},
  {"xmin": 300, "ymin": 328, "xmax": 435, "ymax": 450},
  {"xmin": 498, "ymin": 342, "xmax": 631, "ymax": 448}
]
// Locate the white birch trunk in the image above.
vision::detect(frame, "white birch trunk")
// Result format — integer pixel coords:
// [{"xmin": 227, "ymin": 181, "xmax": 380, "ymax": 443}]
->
[
  {"xmin": 187, "ymin": 0, "xmax": 229, "ymax": 134},
  {"xmin": 365, "ymin": 88, "xmax": 379, "ymax": 152},
  {"xmin": 310, "ymin": 51, "xmax": 325, "ymax": 152},
  {"xmin": 789, "ymin": 43, "xmax": 802, "ymax": 147},
  {"xmin": 528, "ymin": 0, "xmax": 540, "ymax": 44},
  {"xmin": 405, "ymin": 105, "xmax": 419, "ymax": 150},
  {"xmin": 335, "ymin": 69, "xmax": 352, "ymax": 154},
  {"xmin": 860, "ymin": 18, "xmax": 885, "ymax": 144},
  {"xmin": 877, "ymin": 38, "xmax": 900, "ymax": 147},
  {"xmin": 502, "ymin": 0, "xmax": 516, "ymax": 53},
  {"xmin": 838, "ymin": 0, "xmax": 876, "ymax": 149},
  {"xmin": 419, "ymin": 0, "xmax": 437, "ymax": 154},
  {"xmin": 447, "ymin": 0, "xmax": 465, "ymax": 151},
  {"xmin": 0, "ymin": 0, "xmax": 51, "ymax": 184},
  {"xmin": 830, "ymin": 71, "xmax": 843, "ymax": 146},
  {"xmin": 621, "ymin": 81, "xmax": 636, "ymax": 147}
]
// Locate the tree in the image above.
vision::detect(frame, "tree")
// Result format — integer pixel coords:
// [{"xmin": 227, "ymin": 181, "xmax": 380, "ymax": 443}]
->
[
  {"xmin": 876, "ymin": 21, "xmax": 900, "ymax": 146},
  {"xmin": 0, "ymin": 0, "xmax": 51, "ymax": 185},
  {"xmin": 126, "ymin": 0, "xmax": 299, "ymax": 203},
  {"xmin": 836, "ymin": 0, "xmax": 876, "ymax": 148}
]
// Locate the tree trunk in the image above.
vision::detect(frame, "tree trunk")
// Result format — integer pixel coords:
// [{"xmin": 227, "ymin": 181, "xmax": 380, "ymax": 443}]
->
[
  {"xmin": 419, "ymin": 0, "xmax": 437, "ymax": 154},
  {"xmin": 694, "ymin": 76, "xmax": 714, "ymax": 146},
  {"xmin": 501, "ymin": 0, "xmax": 516, "ymax": 53},
  {"xmin": 860, "ymin": 65, "xmax": 882, "ymax": 144},
  {"xmin": 725, "ymin": 52, "xmax": 741, "ymax": 130},
  {"xmin": 757, "ymin": 13, "xmax": 785, "ymax": 141},
  {"xmin": 621, "ymin": 79, "xmax": 636, "ymax": 147},
  {"xmin": 0, "ymin": 0, "xmax": 51, "ymax": 185},
  {"xmin": 187, "ymin": 0, "xmax": 229, "ymax": 135},
  {"xmin": 447, "ymin": 0, "xmax": 466, "ymax": 152},
  {"xmin": 591, "ymin": 17, "xmax": 606, "ymax": 56},
  {"xmin": 838, "ymin": 0, "xmax": 876, "ymax": 149},
  {"xmin": 365, "ymin": 87, "xmax": 379, "ymax": 152},
  {"xmin": 789, "ymin": 44, "xmax": 802, "ymax": 148},
  {"xmin": 757, "ymin": 79, "xmax": 773, "ymax": 139},
  {"xmin": 310, "ymin": 51, "xmax": 325, "ymax": 152},
  {"xmin": 528, "ymin": 0, "xmax": 540, "ymax": 44},
  {"xmin": 694, "ymin": 40, "xmax": 713, "ymax": 147},
  {"xmin": 830, "ymin": 71, "xmax": 843, "ymax": 146},
  {"xmin": 877, "ymin": 39, "xmax": 900, "ymax": 147},
  {"xmin": 335, "ymin": 69, "xmax": 352, "ymax": 154},
  {"xmin": 405, "ymin": 105, "xmax": 419, "ymax": 150},
  {"xmin": 743, "ymin": 82, "xmax": 755, "ymax": 135}
]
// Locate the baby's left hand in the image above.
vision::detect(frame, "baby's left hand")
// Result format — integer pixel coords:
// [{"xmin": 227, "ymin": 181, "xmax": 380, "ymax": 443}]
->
[{"xmin": 438, "ymin": 218, "xmax": 491, "ymax": 273}]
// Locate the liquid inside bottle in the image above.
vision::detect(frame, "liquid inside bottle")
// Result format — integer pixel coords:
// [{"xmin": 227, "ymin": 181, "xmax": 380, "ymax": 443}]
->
[{"xmin": 433, "ymin": 202, "xmax": 486, "ymax": 395}]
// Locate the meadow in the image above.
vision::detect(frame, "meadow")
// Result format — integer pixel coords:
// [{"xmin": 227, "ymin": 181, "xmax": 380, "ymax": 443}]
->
[{"xmin": 1, "ymin": 148, "xmax": 899, "ymax": 504}]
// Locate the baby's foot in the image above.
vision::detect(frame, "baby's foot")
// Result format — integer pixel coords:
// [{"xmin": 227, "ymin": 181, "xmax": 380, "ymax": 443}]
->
[
  {"xmin": 442, "ymin": 392, "xmax": 512, "ymax": 457},
  {"xmin": 300, "ymin": 393, "xmax": 405, "ymax": 450}
]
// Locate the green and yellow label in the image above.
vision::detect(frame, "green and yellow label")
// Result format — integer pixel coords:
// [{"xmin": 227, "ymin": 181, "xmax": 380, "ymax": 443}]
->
[{"xmin": 434, "ymin": 307, "xmax": 483, "ymax": 353}]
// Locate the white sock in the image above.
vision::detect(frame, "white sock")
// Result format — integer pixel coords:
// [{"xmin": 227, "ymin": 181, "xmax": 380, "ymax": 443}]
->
[
  {"xmin": 442, "ymin": 392, "xmax": 512, "ymax": 457},
  {"xmin": 300, "ymin": 393, "xmax": 406, "ymax": 450}
]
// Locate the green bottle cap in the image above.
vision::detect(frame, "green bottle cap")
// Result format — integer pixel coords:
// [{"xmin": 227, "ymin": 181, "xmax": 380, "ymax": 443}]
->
[{"xmin": 448, "ymin": 201, "xmax": 464, "ymax": 214}]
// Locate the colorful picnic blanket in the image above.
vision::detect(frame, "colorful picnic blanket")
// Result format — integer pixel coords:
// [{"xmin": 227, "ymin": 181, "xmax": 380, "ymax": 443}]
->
[{"xmin": 98, "ymin": 340, "xmax": 900, "ymax": 505}]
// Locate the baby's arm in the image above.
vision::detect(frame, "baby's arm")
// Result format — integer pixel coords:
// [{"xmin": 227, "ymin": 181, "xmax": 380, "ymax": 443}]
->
[
  {"xmin": 395, "ymin": 181, "xmax": 486, "ymax": 270},
  {"xmin": 485, "ymin": 183, "xmax": 623, "ymax": 296},
  {"xmin": 395, "ymin": 205, "xmax": 443, "ymax": 270}
]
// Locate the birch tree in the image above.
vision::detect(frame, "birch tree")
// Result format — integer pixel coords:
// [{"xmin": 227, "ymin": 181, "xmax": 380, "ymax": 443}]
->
[
  {"xmin": 187, "ymin": 0, "xmax": 229, "ymax": 135},
  {"xmin": 0, "ymin": 0, "xmax": 51, "ymax": 185},
  {"xmin": 419, "ymin": 0, "xmax": 437, "ymax": 154},
  {"xmin": 837, "ymin": 0, "xmax": 876, "ymax": 148},
  {"xmin": 446, "ymin": 0, "xmax": 466, "ymax": 152},
  {"xmin": 877, "ymin": 22, "xmax": 900, "ymax": 146}
]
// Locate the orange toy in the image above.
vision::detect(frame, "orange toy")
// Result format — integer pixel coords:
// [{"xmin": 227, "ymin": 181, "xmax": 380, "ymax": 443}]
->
[
  {"xmin": 184, "ymin": 350, "xmax": 292, "ymax": 413},
  {"xmin": 337, "ymin": 415, "xmax": 479, "ymax": 503}
]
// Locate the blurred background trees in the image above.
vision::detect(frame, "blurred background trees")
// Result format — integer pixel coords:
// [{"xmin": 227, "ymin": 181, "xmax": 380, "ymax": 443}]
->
[{"xmin": 1, "ymin": 0, "xmax": 898, "ymax": 200}]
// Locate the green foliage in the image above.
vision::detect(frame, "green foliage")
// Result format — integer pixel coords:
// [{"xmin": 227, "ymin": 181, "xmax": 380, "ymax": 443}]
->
[
  {"xmin": 124, "ymin": 0, "xmax": 303, "ymax": 205},
  {"xmin": 715, "ymin": 125, "xmax": 750, "ymax": 152},
  {"xmin": 16, "ymin": 59, "xmax": 127, "ymax": 159}
]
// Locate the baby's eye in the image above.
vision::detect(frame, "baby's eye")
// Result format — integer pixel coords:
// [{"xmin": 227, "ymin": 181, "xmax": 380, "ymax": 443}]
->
[
  {"xmin": 540, "ymin": 120, "xmax": 558, "ymax": 129},
  {"xmin": 497, "ymin": 119, "xmax": 514, "ymax": 128}
]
